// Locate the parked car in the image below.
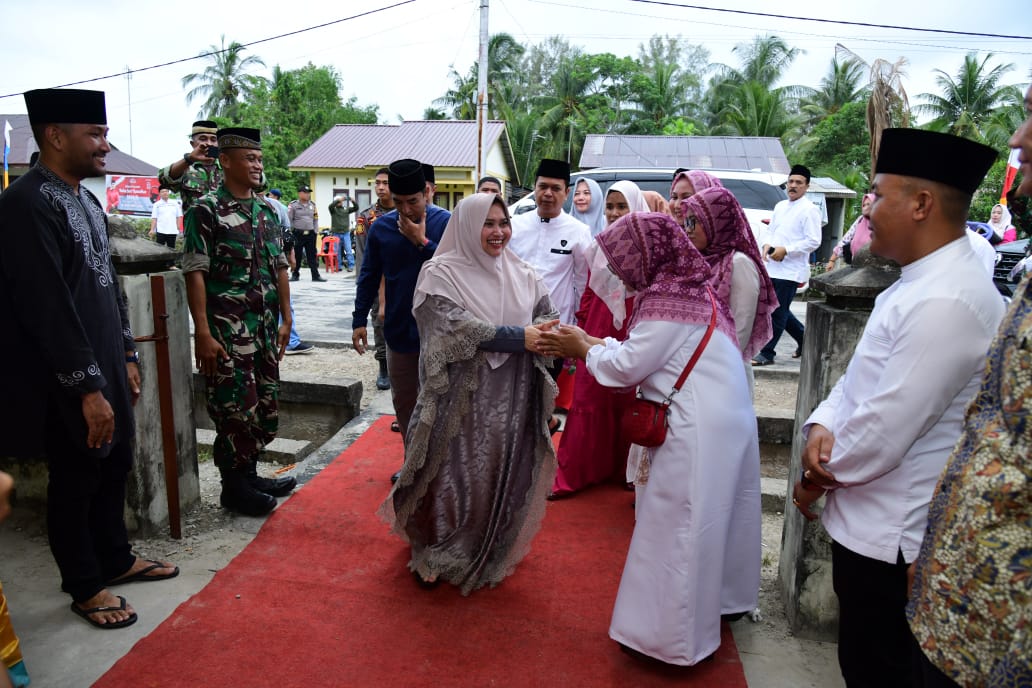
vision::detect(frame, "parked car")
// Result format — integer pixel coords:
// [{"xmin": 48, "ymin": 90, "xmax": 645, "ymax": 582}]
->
[
  {"xmin": 510, "ymin": 167, "xmax": 787, "ymax": 239},
  {"xmin": 994, "ymin": 238, "xmax": 1030, "ymax": 297}
]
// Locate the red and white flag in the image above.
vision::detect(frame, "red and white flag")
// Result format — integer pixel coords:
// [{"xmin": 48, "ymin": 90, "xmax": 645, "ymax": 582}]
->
[{"xmin": 1001, "ymin": 148, "xmax": 1021, "ymax": 204}]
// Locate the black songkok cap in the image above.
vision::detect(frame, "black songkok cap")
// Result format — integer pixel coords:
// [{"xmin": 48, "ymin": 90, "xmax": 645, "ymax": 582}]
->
[
  {"xmin": 789, "ymin": 164, "xmax": 811, "ymax": 182},
  {"xmin": 388, "ymin": 159, "xmax": 426, "ymax": 195},
  {"xmin": 192, "ymin": 120, "xmax": 218, "ymax": 135},
  {"xmin": 217, "ymin": 127, "xmax": 261, "ymax": 150},
  {"xmin": 536, "ymin": 158, "xmax": 570, "ymax": 184},
  {"xmin": 875, "ymin": 128, "xmax": 997, "ymax": 196},
  {"xmin": 24, "ymin": 89, "xmax": 106, "ymax": 126},
  {"xmin": 421, "ymin": 163, "xmax": 436, "ymax": 184}
]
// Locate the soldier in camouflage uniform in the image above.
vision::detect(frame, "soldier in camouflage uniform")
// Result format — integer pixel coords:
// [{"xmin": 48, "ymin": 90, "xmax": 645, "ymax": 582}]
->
[
  {"xmin": 157, "ymin": 120, "xmax": 224, "ymax": 211},
  {"xmin": 355, "ymin": 167, "xmax": 393, "ymax": 390},
  {"xmin": 183, "ymin": 127, "xmax": 296, "ymax": 517}
]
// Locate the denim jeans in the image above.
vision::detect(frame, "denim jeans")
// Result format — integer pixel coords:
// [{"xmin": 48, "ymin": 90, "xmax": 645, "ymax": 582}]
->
[{"xmin": 333, "ymin": 232, "xmax": 354, "ymax": 269}]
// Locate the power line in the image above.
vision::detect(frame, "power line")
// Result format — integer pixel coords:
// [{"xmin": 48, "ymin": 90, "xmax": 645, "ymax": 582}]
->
[
  {"xmin": 626, "ymin": 0, "xmax": 1032, "ymax": 41},
  {"xmin": 0, "ymin": 1, "xmax": 417, "ymax": 100}
]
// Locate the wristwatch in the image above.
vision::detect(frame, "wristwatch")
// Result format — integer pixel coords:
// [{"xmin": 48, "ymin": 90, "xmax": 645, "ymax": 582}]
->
[{"xmin": 126, "ymin": 351, "xmax": 140, "ymax": 364}]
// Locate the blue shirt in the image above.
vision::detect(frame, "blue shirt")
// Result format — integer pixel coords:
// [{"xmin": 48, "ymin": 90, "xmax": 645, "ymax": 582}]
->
[{"xmin": 352, "ymin": 205, "xmax": 450, "ymax": 353}]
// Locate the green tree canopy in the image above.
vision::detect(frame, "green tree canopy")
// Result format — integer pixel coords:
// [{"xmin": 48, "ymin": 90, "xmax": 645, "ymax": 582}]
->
[{"xmin": 182, "ymin": 35, "xmax": 266, "ymax": 121}]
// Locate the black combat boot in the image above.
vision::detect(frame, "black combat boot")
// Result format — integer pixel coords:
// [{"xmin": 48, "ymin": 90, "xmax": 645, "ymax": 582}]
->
[
  {"xmin": 219, "ymin": 468, "xmax": 276, "ymax": 516},
  {"xmin": 245, "ymin": 459, "xmax": 297, "ymax": 497},
  {"xmin": 376, "ymin": 359, "xmax": 391, "ymax": 390}
]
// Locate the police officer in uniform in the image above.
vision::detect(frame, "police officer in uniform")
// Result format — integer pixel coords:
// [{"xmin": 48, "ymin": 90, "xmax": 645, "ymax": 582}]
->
[
  {"xmin": 183, "ymin": 127, "xmax": 297, "ymax": 516},
  {"xmin": 288, "ymin": 185, "xmax": 324, "ymax": 282},
  {"xmin": 157, "ymin": 120, "xmax": 223, "ymax": 211}
]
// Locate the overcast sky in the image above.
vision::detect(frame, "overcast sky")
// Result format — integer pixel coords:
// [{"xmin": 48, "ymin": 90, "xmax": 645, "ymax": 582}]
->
[{"xmin": 2, "ymin": 0, "xmax": 1030, "ymax": 168}]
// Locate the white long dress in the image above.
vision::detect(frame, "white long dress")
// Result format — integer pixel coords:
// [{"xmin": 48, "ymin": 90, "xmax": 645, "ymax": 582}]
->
[{"xmin": 588, "ymin": 319, "xmax": 761, "ymax": 666}]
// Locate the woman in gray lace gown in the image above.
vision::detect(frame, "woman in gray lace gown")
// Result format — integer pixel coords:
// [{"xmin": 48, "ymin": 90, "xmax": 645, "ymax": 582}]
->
[{"xmin": 378, "ymin": 193, "xmax": 559, "ymax": 595}]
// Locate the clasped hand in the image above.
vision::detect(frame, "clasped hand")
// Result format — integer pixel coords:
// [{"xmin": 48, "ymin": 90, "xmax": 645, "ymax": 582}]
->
[
  {"xmin": 537, "ymin": 324, "xmax": 592, "ymax": 360},
  {"xmin": 524, "ymin": 319, "xmax": 560, "ymax": 351}
]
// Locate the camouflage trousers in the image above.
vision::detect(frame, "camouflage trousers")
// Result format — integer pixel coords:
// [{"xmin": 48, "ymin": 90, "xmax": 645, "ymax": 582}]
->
[{"xmin": 205, "ymin": 334, "xmax": 280, "ymax": 471}]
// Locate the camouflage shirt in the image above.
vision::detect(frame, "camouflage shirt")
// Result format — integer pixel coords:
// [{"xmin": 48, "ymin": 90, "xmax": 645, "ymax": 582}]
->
[
  {"xmin": 355, "ymin": 199, "xmax": 393, "ymax": 236},
  {"xmin": 158, "ymin": 160, "xmax": 223, "ymax": 211},
  {"xmin": 182, "ymin": 185, "xmax": 288, "ymax": 337}
]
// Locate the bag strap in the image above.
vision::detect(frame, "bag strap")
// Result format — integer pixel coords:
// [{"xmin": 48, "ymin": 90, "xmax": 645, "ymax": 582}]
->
[{"xmin": 662, "ymin": 286, "xmax": 718, "ymax": 406}]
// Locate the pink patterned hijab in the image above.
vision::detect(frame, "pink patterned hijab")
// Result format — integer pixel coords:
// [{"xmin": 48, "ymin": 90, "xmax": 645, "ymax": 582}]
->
[
  {"xmin": 685, "ymin": 186, "xmax": 777, "ymax": 359},
  {"xmin": 596, "ymin": 211, "xmax": 736, "ymax": 343},
  {"xmin": 670, "ymin": 170, "xmax": 723, "ymax": 197}
]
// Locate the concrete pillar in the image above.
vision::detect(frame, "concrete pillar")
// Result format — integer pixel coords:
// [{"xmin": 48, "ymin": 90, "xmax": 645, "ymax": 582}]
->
[
  {"xmin": 777, "ymin": 248, "xmax": 901, "ymax": 640},
  {"xmin": 109, "ymin": 217, "xmax": 200, "ymax": 534}
]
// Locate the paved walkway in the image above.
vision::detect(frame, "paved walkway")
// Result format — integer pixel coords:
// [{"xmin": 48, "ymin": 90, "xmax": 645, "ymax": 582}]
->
[{"xmin": 286, "ymin": 265, "xmax": 810, "ymax": 375}]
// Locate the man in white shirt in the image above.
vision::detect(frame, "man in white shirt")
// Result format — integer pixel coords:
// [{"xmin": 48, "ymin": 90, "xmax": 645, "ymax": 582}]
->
[
  {"xmin": 149, "ymin": 185, "xmax": 183, "ymax": 249},
  {"xmin": 791, "ymin": 129, "xmax": 1003, "ymax": 687},
  {"xmin": 753, "ymin": 164, "xmax": 822, "ymax": 365},
  {"xmin": 508, "ymin": 158, "xmax": 591, "ymax": 332}
]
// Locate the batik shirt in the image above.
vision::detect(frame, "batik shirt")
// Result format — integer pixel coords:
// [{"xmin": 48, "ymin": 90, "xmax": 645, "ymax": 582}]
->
[
  {"xmin": 0, "ymin": 164, "xmax": 136, "ymax": 457},
  {"xmin": 183, "ymin": 186, "xmax": 289, "ymax": 345},
  {"xmin": 158, "ymin": 160, "xmax": 223, "ymax": 211},
  {"xmin": 907, "ymin": 276, "xmax": 1032, "ymax": 687}
]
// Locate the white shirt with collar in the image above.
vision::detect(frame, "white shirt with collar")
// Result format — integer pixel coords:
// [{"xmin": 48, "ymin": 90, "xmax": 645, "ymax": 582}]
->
[
  {"xmin": 804, "ymin": 235, "xmax": 1004, "ymax": 564},
  {"xmin": 761, "ymin": 196, "xmax": 822, "ymax": 283},
  {"xmin": 964, "ymin": 227, "xmax": 997, "ymax": 278},
  {"xmin": 508, "ymin": 210, "xmax": 592, "ymax": 325}
]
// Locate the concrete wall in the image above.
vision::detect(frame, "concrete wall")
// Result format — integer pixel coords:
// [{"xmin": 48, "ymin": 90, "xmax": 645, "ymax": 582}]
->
[
  {"xmin": 121, "ymin": 271, "xmax": 200, "ymax": 534},
  {"xmin": 778, "ymin": 299, "xmax": 870, "ymax": 640},
  {"xmin": 192, "ymin": 371, "xmax": 362, "ymax": 463}
]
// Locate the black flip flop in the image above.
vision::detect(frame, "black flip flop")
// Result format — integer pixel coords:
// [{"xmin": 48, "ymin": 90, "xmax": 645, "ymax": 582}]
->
[
  {"xmin": 70, "ymin": 595, "xmax": 138, "ymax": 630},
  {"xmin": 107, "ymin": 559, "xmax": 180, "ymax": 586}
]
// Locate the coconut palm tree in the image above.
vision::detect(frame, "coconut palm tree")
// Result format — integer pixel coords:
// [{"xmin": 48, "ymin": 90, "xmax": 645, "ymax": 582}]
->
[
  {"xmin": 181, "ymin": 35, "xmax": 266, "ymax": 121},
  {"xmin": 917, "ymin": 52, "xmax": 1019, "ymax": 142},
  {"xmin": 835, "ymin": 44, "xmax": 911, "ymax": 180},
  {"xmin": 801, "ymin": 56, "xmax": 867, "ymax": 126},
  {"xmin": 536, "ymin": 55, "xmax": 596, "ymax": 163},
  {"xmin": 705, "ymin": 35, "xmax": 806, "ymax": 140}
]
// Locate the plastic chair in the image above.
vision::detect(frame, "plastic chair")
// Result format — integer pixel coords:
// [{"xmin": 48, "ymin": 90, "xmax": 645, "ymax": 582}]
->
[{"xmin": 317, "ymin": 235, "xmax": 340, "ymax": 273}]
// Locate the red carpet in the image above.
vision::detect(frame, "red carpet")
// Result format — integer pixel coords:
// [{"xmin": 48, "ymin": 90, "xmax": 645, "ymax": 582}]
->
[{"xmin": 96, "ymin": 417, "xmax": 747, "ymax": 688}]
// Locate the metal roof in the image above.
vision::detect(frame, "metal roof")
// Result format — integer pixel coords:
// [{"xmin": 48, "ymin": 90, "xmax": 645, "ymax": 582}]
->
[
  {"xmin": 289, "ymin": 120, "xmax": 519, "ymax": 184},
  {"xmin": 809, "ymin": 176, "xmax": 857, "ymax": 199},
  {"xmin": 1, "ymin": 114, "xmax": 158, "ymax": 175},
  {"xmin": 579, "ymin": 134, "xmax": 790, "ymax": 174}
]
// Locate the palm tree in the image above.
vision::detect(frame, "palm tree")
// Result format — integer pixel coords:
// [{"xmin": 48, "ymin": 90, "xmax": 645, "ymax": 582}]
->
[
  {"xmin": 181, "ymin": 35, "xmax": 266, "ymax": 120},
  {"xmin": 536, "ymin": 55, "xmax": 596, "ymax": 163},
  {"xmin": 917, "ymin": 52, "xmax": 1019, "ymax": 142},
  {"xmin": 433, "ymin": 67, "xmax": 477, "ymax": 120},
  {"xmin": 836, "ymin": 44, "xmax": 911, "ymax": 180},
  {"xmin": 801, "ymin": 56, "xmax": 867, "ymax": 125},
  {"xmin": 705, "ymin": 36, "xmax": 806, "ymax": 139},
  {"xmin": 713, "ymin": 81, "xmax": 802, "ymax": 139}
]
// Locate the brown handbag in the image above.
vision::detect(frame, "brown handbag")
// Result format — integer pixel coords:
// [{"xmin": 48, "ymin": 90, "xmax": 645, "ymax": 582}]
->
[{"xmin": 620, "ymin": 288, "xmax": 717, "ymax": 448}]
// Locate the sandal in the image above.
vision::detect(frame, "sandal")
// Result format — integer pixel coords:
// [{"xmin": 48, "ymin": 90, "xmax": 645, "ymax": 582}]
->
[
  {"xmin": 70, "ymin": 595, "xmax": 138, "ymax": 630},
  {"xmin": 107, "ymin": 559, "xmax": 179, "ymax": 586},
  {"xmin": 792, "ymin": 347, "xmax": 802, "ymax": 359},
  {"xmin": 751, "ymin": 355, "xmax": 774, "ymax": 367}
]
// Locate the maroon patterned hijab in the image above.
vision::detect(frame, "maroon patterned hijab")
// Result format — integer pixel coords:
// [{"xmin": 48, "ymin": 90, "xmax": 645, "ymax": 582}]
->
[
  {"xmin": 596, "ymin": 211, "xmax": 736, "ymax": 342},
  {"xmin": 685, "ymin": 186, "xmax": 777, "ymax": 359},
  {"xmin": 670, "ymin": 170, "xmax": 723, "ymax": 197}
]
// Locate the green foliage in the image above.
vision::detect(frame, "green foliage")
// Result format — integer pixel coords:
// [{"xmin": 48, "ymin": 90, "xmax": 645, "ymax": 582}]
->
[
  {"xmin": 805, "ymin": 101, "xmax": 871, "ymax": 176},
  {"xmin": 970, "ymin": 158, "xmax": 1008, "ymax": 223},
  {"xmin": 238, "ymin": 63, "xmax": 378, "ymax": 199},
  {"xmin": 181, "ymin": 35, "xmax": 266, "ymax": 120}
]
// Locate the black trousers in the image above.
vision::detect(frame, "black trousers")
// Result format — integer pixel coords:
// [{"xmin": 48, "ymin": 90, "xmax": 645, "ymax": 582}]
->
[
  {"xmin": 759, "ymin": 277, "xmax": 804, "ymax": 361},
  {"xmin": 832, "ymin": 540, "xmax": 913, "ymax": 688},
  {"xmin": 46, "ymin": 433, "xmax": 135, "ymax": 603},
  {"xmin": 154, "ymin": 232, "xmax": 177, "ymax": 249},
  {"xmin": 292, "ymin": 230, "xmax": 319, "ymax": 277}
]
